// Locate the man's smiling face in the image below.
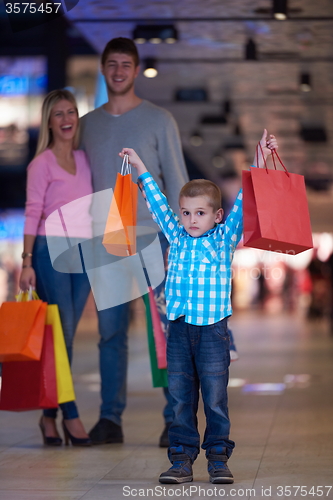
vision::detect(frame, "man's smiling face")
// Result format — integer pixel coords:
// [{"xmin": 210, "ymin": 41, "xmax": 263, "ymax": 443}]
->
[{"xmin": 101, "ymin": 52, "xmax": 140, "ymax": 96}]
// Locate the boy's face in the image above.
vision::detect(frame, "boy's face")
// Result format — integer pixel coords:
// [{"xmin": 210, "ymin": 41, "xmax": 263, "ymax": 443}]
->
[
  {"xmin": 179, "ymin": 196, "xmax": 223, "ymax": 237},
  {"xmin": 101, "ymin": 52, "xmax": 140, "ymax": 96}
]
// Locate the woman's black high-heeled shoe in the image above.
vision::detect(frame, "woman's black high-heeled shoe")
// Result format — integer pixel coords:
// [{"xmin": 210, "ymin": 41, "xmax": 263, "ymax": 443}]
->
[
  {"xmin": 62, "ymin": 420, "xmax": 92, "ymax": 447},
  {"xmin": 39, "ymin": 417, "xmax": 63, "ymax": 446}
]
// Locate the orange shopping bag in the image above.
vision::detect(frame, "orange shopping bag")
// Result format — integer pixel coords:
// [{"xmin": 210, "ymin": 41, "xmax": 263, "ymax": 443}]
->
[
  {"xmin": 102, "ymin": 154, "xmax": 138, "ymax": 257},
  {"xmin": 0, "ymin": 290, "xmax": 47, "ymax": 362}
]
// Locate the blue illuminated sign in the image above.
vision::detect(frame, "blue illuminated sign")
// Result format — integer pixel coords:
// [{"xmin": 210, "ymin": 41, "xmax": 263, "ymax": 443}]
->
[
  {"xmin": 0, "ymin": 211, "xmax": 25, "ymax": 240},
  {"xmin": 0, "ymin": 75, "xmax": 47, "ymax": 95}
]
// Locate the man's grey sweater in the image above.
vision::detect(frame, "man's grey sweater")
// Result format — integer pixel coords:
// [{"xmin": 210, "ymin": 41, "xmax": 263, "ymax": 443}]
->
[{"xmin": 80, "ymin": 100, "xmax": 189, "ymax": 232}]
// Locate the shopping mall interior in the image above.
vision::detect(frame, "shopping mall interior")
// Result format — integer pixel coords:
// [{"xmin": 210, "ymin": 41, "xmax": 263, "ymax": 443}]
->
[{"xmin": 0, "ymin": 1, "xmax": 333, "ymax": 499}]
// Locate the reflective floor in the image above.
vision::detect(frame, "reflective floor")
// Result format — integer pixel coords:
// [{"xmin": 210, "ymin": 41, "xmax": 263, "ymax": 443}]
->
[{"xmin": 0, "ymin": 306, "xmax": 333, "ymax": 500}]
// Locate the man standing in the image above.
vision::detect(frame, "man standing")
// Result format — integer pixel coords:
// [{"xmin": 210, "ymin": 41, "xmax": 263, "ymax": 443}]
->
[{"xmin": 80, "ymin": 37, "xmax": 189, "ymax": 446}]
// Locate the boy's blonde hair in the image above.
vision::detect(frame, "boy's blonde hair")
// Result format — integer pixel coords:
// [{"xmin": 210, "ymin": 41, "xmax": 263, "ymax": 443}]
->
[
  {"xmin": 35, "ymin": 89, "xmax": 79, "ymax": 158},
  {"xmin": 179, "ymin": 179, "xmax": 222, "ymax": 212}
]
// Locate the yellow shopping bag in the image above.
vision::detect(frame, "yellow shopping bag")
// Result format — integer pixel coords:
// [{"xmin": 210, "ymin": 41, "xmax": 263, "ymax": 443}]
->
[{"xmin": 46, "ymin": 305, "xmax": 75, "ymax": 404}]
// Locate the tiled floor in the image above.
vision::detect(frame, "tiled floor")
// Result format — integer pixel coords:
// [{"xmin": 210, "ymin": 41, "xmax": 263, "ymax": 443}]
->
[{"xmin": 0, "ymin": 309, "xmax": 333, "ymax": 500}]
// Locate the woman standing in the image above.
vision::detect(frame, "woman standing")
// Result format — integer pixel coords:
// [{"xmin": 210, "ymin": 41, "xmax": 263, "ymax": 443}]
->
[{"xmin": 19, "ymin": 90, "xmax": 92, "ymax": 446}]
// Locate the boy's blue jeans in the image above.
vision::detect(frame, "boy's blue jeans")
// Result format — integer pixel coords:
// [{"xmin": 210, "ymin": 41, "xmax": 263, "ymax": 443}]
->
[{"xmin": 167, "ymin": 316, "xmax": 235, "ymax": 463}]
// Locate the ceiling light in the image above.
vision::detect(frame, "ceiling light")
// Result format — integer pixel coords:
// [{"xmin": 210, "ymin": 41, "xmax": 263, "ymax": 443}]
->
[
  {"xmin": 274, "ymin": 12, "xmax": 287, "ymax": 20},
  {"xmin": 149, "ymin": 37, "xmax": 162, "ymax": 44},
  {"xmin": 245, "ymin": 38, "xmax": 257, "ymax": 61},
  {"xmin": 133, "ymin": 27, "xmax": 146, "ymax": 44},
  {"xmin": 133, "ymin": 25, "xmax": 178, "ymax": 44},
  {"xmin": 189, "ymin": 131, "xmax": 203, "ymax": 147},
  {"xmin": 165, "ymin": 37, "xmax": 177, "ymax": 44},
  {"xmin": 273, "ymin": 0, "xmax": 288, "ymax": 20},
  {"xmin": 300, "ymin": 72, "xmax": 311, "ymax": 92},
  {"xmin": 143, "ymin": 58, "xmax": 158, "ymax": 78},
  {"xmin": 212, "ymin": 155, "xmax": 226, "ymax": 169}
]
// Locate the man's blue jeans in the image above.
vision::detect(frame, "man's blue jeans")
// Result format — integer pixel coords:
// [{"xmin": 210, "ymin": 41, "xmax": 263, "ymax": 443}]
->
[
  {"xmin": 32, "ymin": 236, "xmax": 91, "ymax": 420},
  {"xmin": 167, "ymin": 316, "xmax": 235, "ymax": 463},
  {"xmin": 97, "ymin": 232, "xmax": 173, "ymax": 426}
]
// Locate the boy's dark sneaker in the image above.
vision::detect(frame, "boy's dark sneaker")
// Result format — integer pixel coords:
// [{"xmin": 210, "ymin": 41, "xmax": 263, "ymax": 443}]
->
[
  {"xmin": 159, "ymin": 453, "xmax": 193, "ymax": 484},
  {"xmin": 207, "ymin": 446, "xmax": 234, "ymax": 484}
]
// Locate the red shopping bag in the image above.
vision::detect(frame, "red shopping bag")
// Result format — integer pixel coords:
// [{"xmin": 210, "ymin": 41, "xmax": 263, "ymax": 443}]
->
[
  {"xmin": 0, "ymin": 294, "xmax": 47, "ymax": 362},
  {"xmin": 102, "ymin": 154, "xmax": 138, "ymax": 257},
  {"xmin": 0, "ymin": 325, "xmax": 58, "ymax": 411},
  {"xmin": 243, "ymin": 148, "xmax": 313, "ymax": 255},
  {"xmin": 148, "ymin": 287, "xmax": 167, "ymax": 369}
]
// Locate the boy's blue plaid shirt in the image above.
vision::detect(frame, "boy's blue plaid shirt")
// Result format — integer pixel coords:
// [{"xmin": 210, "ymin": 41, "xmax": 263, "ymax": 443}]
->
[{"xmin": 138, "ymin": 172, "xmax": 243, "ymax": 325}]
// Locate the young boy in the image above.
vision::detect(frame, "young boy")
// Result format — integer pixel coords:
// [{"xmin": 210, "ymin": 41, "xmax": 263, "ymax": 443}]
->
[{"xmin": 119, "ymin": 130, "xmax": 278, "ymax": 484}]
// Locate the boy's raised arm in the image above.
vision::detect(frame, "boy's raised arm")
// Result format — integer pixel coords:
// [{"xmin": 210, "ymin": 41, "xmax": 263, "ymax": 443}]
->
[{"xmin": 119, "ymin": 148, "xmax": 180, "ymax": 243}]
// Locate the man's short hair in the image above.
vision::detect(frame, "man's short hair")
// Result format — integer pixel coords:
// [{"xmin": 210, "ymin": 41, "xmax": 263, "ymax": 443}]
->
[
  {"xmin": 101, "ymin": 37, "xmax": 140, "ymax": 67},
  {"xmin": 179, "ymin": 179, "xmax": 222, "ymax": 212}
]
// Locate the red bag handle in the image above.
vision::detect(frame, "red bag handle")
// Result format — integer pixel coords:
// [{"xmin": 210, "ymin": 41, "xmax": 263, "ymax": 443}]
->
[
  {"xmin": 256, "ymin": 142, "xmax": 268, "ymax": 172},
  {"xmin": 257, "ymin": 142, "xmax": 290, "ymax": 177},
  {"xmin": 271, "ymin": 148, "xmax": 289, "ymax": 176}
]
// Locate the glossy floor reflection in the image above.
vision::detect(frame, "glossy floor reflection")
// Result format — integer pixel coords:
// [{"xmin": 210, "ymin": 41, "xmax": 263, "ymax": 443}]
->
[{"xmin": 0, "ymin": 308, "xmax": 333, "ymax": 500}]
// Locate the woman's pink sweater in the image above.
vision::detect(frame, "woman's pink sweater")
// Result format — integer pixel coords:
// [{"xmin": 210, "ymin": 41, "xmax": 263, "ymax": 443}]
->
[{"xmin": 24, "ymin": 148, "xmax": 93, "ymax": 238}]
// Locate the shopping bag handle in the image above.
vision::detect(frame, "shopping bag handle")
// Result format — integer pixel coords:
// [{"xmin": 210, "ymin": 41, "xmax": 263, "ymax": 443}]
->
[
  {"xmin": 257, "ymin": 142, "xmax": 290, "ymax": 177},
  {"xmin": 271, "ymin": 148, "xmax": 289, "ymax": 176},
  {"xmin": 16, "ymin": 286, "xmax": 40, "ymax": 302},
  {"xmin": 256, "ymin": 142, "xmax": 268, "ymax": 172},
  {"xmin": 120, "ymin": 154, "xmax": 131, "ymax": 176}
]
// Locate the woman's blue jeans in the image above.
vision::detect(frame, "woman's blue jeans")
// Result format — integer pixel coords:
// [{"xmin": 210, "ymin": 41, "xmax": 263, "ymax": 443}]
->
[
  {"xmin": 32, "ymin": 236, "xmax": 91, "ymax": 420},
  {"xmin": 167, "ymin": 316, "xmax": 235, "ymax": 463}
]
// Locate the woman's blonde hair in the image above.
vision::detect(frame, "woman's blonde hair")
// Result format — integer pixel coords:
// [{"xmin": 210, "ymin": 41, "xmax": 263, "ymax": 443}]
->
[{"xmin": 35, "ymin": 89, "xmax": 80, "ymax": 157}]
